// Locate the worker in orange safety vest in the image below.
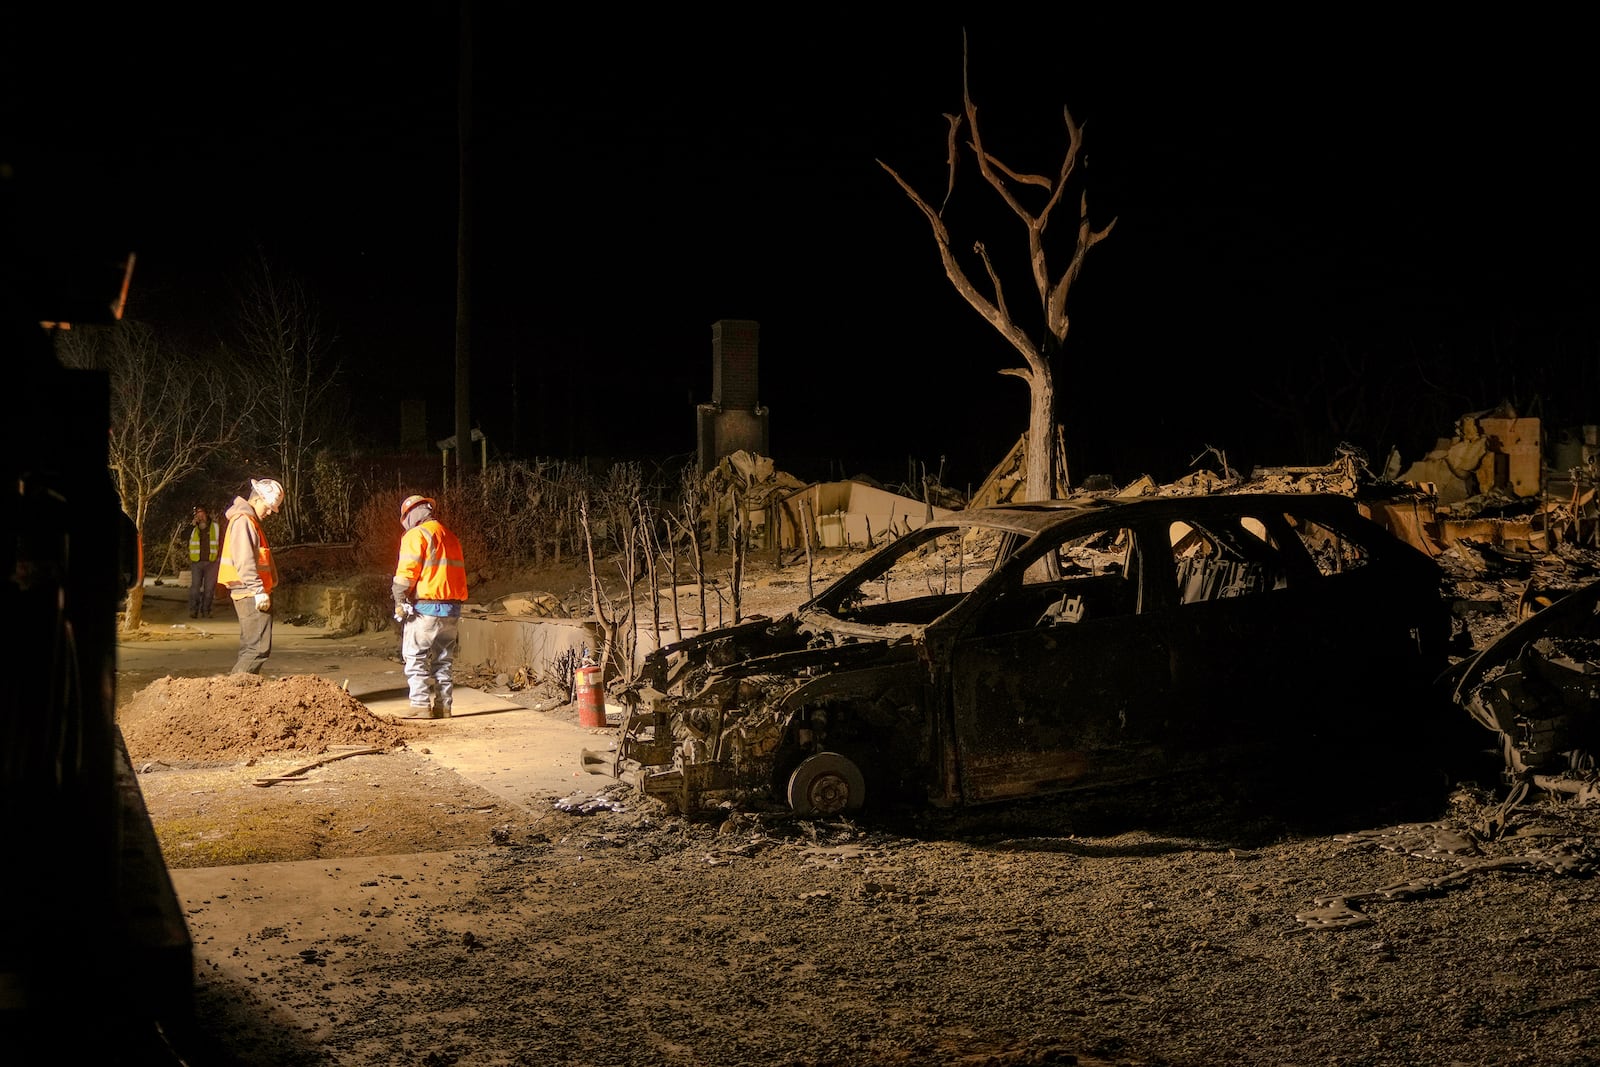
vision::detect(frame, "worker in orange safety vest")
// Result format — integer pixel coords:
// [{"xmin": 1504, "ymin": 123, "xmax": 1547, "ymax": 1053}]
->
[
  {"xmin": 219, "ymin": 478, "xmax": 282, "ymax": 675},
  {"xmin": 392, "ymin": 494, "xmax": 469, "ymax": 717}
]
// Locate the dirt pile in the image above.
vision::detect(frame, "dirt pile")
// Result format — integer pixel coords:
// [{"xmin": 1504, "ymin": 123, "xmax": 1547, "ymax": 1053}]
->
[{"xmin": 118, "ymin": 674, "xmax": 420, "ymax": 764}]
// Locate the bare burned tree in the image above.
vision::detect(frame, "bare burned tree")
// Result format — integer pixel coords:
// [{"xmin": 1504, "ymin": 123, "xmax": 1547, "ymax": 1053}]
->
[
  {"xmin": 664, "ymin": 466, "xmax": 706, "ymax": 642},
  {"xmin": 729, "ymin": 487, "xmax": 745, "ymax": 625},
  {"xmin": 56, "ymin": 321, "xmax": 251, "ymax": 631},
  {"xmin": 578, "ymin": 494, "xmax": 621, "ymax": 677},
  {"xmin": 600, "ymin": 462, "xmax": 643, "ymax": 579},
  {"xmin": 801, "ymin": 497, "xmax": 817, "ymax": 600},
  {"xmin": 236, "ymin": 253, "xmax": 339, "ymax": 542},
  {"xmin": 663, "ymin": 508, "xmax": 686, "ymax": 645},
  {"xmin": 615, "ymin": 514, "xmax": 639, "ymax": 679},
  {"xmin": 879, "ymin": 33, "xmax": 1115, "ymax": 502},
  {"xmin": 636, "ymin": 498, "xmax": 662, "ymax": 678}
]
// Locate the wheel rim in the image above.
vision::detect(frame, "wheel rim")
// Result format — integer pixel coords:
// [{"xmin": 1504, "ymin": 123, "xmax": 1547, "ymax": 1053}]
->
[{"xmin": 787, "ymin": 752, "xmax": 865, "ymax": 816}]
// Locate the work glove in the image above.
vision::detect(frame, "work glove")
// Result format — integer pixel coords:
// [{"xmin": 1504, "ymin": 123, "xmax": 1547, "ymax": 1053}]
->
[
  {"xmin": 394, "ymin": 601, "xmax": 415, "ymax": 623},
  {"xmin": 254, "ymin": 592, "xmax": 271, "ymax": 612}
]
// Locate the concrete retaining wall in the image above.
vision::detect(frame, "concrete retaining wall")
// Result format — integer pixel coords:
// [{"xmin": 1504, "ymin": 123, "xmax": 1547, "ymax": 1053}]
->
[
  {"xmin": 458, "ymin": 615, "xmax": 600, "ymax": 678},
  {"xmin": 280, "ymin": 583, "xmax": 696, "ymax": 684},
  {"xmin": 276, "ymin": 583, "xmax": 373, "ymax": 634},
  {"xmin": 457, "ymin": 616, "xmax": 705, "ymax": 681}
]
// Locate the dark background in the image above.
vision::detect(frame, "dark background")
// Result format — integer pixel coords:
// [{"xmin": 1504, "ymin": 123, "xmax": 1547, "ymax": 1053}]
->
[{"xmin": 7, "ymin": 9, "xmax": 1595, "ymax": 490}]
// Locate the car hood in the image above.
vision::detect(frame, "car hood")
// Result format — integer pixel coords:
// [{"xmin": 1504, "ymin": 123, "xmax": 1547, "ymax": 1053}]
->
[{"xmin": 646, "ymin": 609, "xmax": 920, "ymax": 691}]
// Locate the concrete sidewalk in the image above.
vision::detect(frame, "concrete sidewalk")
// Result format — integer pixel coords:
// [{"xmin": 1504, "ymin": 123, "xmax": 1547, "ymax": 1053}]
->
[{"xmin": 352, "ymin": 676, "xmax": 621, "ymax": 810}]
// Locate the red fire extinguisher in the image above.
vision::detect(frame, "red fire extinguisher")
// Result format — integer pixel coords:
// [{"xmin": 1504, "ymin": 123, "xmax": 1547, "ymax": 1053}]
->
[{"xmin": 575, "ymin": 663, "xmax": 606, "ymax": 728}]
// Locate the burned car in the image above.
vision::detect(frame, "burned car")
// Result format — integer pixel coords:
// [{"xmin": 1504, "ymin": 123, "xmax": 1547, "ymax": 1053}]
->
[
  {"xmin": 1444, "ymin": 577, "xmax": 1600, "ymax": 790},
  {"xmin": 602, "ymin": 493, "xmax": 1454, "ymax": 816}
]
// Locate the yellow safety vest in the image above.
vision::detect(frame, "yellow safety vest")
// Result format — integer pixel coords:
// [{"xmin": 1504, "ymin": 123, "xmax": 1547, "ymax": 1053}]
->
[{"xmin": 189, "ymin": 521, "xmax": 220, "ymax": 563}]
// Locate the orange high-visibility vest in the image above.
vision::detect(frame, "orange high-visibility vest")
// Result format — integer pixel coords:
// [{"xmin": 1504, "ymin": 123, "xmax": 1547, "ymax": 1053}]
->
[
  {"xmin": 217, "ymin": 513, "xmax": 277, "ymax": 593},
  {"xmin": 395, "ymin": 520, "xmax": 467, "ymax": 601}
]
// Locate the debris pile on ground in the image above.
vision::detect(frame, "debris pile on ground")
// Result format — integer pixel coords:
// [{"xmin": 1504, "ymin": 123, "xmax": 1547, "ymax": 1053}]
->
[
  {"xmin": 482, "ymin": 591, "xmax": 570, "ymax": 618},
  {"xmin": 118, "ymin": 674, "xmax": 419, "ymax": 763}
]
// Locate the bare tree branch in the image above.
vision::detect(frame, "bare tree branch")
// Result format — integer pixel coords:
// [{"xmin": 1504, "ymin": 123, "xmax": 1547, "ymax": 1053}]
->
[
  {"xmin": 975, "ymin": 150, "xmax": 1053, "ymax": 190},
  {"xmin": 961, "ymin": 52, "xmax": 1036, "ymax": 229},
  {"xmin": 1045, "ymin": 191, "xmax": 1117, "ymax": 338},
  {"xmin": 939, "ymin": 112, "xmax": 962, "ymax": 214},
  {"xmin": 973, "ymin": 241, "xmax": 1011, "ymax": 324},
  {"xmin": 877, "ymin": 160, "xmax": 1044, "ymax": 370}
]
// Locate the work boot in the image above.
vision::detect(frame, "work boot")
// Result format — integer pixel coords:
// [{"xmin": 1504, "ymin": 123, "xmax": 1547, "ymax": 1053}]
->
[{"xmin": 425, "ymin": 691, "xmax": 450, "ymax": 719}]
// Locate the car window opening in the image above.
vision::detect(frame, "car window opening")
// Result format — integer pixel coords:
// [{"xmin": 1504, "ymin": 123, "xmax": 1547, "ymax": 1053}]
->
[
  {"xmin": 1022, "ymin": 526, "xmax": 1138, "ymax": 627},
  {"xmin": 1171, "ymin": 518, "xmax": 1289, "ymax": 603},
  {"xmin": 833, "ymin": 527, "xmax": 1006, "ymax": 621},
  {"xmin": 1283, "ymin": 512, "xmax": 1371, "ymax": 575}
]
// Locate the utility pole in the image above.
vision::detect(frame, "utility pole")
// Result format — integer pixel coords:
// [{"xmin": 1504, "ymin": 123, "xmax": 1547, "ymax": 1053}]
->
[{"xmin": 453, "ymin": 0, "xmax": 475, "ymax": 479}]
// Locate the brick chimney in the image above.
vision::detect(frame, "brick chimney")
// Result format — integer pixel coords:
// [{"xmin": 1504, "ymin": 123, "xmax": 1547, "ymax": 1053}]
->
[
  {"xmin": 697, "ymin": 319, "xmax": 770, "ymax": 474},
  {"xmin": 711, "ymin": 319, "xmax": 760, "ymax": 408}
]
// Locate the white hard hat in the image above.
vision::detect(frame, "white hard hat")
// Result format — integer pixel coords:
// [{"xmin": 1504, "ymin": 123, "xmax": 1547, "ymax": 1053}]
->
[{"xmin": 251, "ymin": 478, "xmax": 285, "ymax": 511}]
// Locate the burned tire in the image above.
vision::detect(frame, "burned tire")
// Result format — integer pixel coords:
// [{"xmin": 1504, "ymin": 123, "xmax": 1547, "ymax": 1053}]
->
[{"xmin": 786, "ymin": 752, "xmax": 865, "ymax": 817}]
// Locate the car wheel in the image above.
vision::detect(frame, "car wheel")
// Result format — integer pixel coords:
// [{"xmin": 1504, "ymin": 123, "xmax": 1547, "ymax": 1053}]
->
[{"xmin": 786, "ymin": 752, "xmax": 866, "ymax": 817}]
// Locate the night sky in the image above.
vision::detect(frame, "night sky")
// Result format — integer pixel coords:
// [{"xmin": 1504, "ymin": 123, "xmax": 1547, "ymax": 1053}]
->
[{"xmin": 7, "ymin": 10, "xmax": 1595, "ymax": 491}]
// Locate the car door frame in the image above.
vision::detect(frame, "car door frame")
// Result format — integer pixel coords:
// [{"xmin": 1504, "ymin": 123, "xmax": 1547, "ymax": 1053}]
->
[{"xmin": 925, "ymin": 512, "xmax": 1177, "ymax": 804}]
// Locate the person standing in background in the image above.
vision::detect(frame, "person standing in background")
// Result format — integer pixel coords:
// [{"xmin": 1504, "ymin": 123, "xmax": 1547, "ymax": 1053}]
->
[{"xmin": 187, "ymin": 505, "xmax": 221, "ymax": 618}]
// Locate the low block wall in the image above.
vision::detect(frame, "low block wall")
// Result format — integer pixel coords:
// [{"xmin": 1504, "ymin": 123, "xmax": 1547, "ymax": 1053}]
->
[
  {"xmin": 279, "ymin": 583, "xmax": 691, "ymax": 685},
  {"xmin": 458, "ymin": 615, "xmax": 602, "ymax": 680},
  {"xmin": 275, "ymin": 583, "xmax": 373, "ymax": 634},
  {"xmin": 460, "ymin": 615, "xmax": 704, "ymax": 683}
]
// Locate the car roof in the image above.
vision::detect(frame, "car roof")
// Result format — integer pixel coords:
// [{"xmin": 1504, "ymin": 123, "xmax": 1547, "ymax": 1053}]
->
[{"xmin": 926, "ymin": 492, "xmax": 1363, "ymax": 538}]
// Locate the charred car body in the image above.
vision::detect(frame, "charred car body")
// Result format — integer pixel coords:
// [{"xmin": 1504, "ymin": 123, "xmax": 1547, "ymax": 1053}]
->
[
  {"xmin": 603, "ymin": 493, "xmax": 1454, "ymax": 817},
  {"xmin": 1445, "ymin": 577, "xmax": 1600, "ymax": 790}
]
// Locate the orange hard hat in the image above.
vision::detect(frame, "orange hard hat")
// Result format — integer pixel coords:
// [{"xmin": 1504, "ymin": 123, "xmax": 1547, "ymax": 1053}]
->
[{"xmin": 400, "ymin": 495, "xmax": 436, "ymax": 523}]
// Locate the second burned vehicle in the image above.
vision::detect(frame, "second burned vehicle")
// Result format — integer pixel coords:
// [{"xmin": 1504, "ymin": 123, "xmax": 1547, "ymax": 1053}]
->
[
  {"xmin": 596, "ymin": 493, "xmax": 1458, "ymax": 817},
  {"xmin": 1443, "ymin": 576, "xmax": 1600, "ymax": 790}
]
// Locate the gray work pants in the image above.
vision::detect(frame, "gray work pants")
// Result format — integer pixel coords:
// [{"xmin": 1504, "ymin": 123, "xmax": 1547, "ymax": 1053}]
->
[
  {"xmin": 231, "ymin": 594, "xmax": 273, "ymax": 675},
  {"xmin": 188, "ymin": 561, "xmax": 218, "ymax": 616},
  {"xmin": 402, "ymin": 614, "xmax": 458, "ymax": 709}
]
